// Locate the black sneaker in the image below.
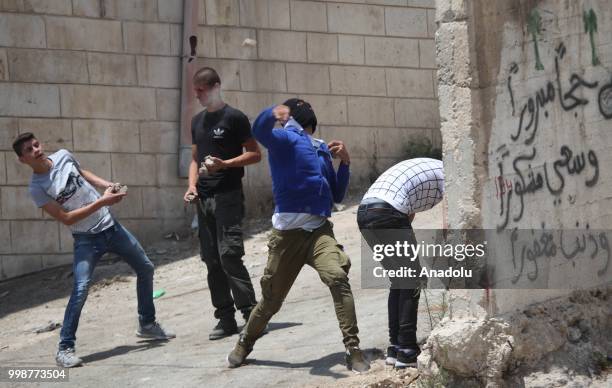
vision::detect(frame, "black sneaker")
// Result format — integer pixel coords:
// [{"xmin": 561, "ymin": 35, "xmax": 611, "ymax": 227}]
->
[
  {"xmin": 209, "ymin": 318, "xmax": 238, "ymax": 340},
  {"xmin": 386, "ymin": 345, "xmax": 398, "ymax": 365},
  {"xmin": 394, "ymin": 347, "xmax": 420, "ymax": 369}
]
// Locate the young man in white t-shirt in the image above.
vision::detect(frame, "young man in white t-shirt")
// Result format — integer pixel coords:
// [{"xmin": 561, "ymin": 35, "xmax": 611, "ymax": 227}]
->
[
  {"xmin": 357, "ymin": 158, "xmax": 444, "ymax": 368},
  {"xmin": 13, "ymin": 132, "xmax": 175, "ymax": 368}
]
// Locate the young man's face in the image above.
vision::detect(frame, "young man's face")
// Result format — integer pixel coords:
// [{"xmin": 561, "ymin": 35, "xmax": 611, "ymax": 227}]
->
[
  {"xmin": 18, "ymin": 138, "xmax": 45, "ymax": 165},
  {"xmin": 194, "ymin": 82, "xmax": 220, "ymax": 107}
]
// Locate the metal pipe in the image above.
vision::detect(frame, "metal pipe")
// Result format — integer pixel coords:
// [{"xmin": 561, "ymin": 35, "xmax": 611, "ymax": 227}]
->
[{"xmin": 178, "ymin": 0, "xmax": 200, "ymax": 178}]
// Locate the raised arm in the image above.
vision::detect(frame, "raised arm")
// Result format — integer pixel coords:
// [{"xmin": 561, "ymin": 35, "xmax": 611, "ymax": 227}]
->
[{"xmin": 252, "ymin": 105, "xmax": 289, "ymax": 148}]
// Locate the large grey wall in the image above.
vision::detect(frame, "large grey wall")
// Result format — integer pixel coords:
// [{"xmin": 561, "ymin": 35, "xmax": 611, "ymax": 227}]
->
[{"xmin": 0, "ymin": 0, "xmax": 439, "ymax": 280}]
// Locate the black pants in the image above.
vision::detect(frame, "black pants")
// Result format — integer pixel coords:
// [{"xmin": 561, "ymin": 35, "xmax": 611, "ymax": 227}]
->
[
  {"xmin": 357, "ymin": 201, "xmax": 421, "ymax": 349},
  {"xmin": 197, "ymin": 189, "xmax": 257, "ymax": 320}
]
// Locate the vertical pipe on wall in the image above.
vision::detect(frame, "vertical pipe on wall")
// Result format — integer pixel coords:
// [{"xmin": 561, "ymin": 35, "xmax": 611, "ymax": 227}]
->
[{"xmin": 178, "ymin": 0, "xmax": 200, "ymax": 177}]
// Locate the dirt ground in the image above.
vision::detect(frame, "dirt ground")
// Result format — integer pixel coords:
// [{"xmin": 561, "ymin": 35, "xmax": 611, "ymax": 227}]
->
[{"xmin": 0, "ymin": 199, "xmax": 447, "ymax": 388}]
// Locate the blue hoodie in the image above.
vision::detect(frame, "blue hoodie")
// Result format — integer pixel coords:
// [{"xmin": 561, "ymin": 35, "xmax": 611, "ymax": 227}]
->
[{"xmin": 253, "ymin": 106, "xmax": 349, "ymax": 217}]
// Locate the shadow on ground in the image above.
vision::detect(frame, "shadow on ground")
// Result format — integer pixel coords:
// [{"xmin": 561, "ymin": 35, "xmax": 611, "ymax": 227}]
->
[{"xmin": 245, "ymin": 347, "xmax": 384, "ymax": 379}]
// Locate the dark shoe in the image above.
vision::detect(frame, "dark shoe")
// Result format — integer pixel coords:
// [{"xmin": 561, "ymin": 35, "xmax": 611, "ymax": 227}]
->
[
  {"xmin": 385, "ymin": 345, "xmax": 398, "ymax": 365},
  {"xmin": 227, "ymin": 334, "xmax": 254, "ymax": 368},
  {"xmin": 345, "ymin": 346, "xmax": 370, "ymax": 373},
  {"xmin": 209, "ymin": 318, "xmax": 238, "ymax": 340},
  {"xmin": 394, "ymin": 347, "xmax": 420, "ymax": 369},
  {"xmin": 136, "ymin": 321, "xmax": 176, "ymax": 340}
]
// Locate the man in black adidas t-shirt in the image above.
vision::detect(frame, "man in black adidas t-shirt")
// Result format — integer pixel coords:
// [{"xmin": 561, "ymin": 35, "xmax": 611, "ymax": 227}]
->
[{"xmin": 184, "ymin": 67, "xmax": 261, "ymax": 340}]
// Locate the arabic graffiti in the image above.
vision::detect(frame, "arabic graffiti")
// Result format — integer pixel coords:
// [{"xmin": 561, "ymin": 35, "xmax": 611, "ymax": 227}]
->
[
  {"xmin": 583, "ymin": 9, "xmax": 600, "ymax": 66},
  {"xmin": 527, "ymin": 9, "xmax": 544, "ymax": 71},
  {"xmin": 509, "ymin": 226, "xmax": 610, "ymax": 284}
]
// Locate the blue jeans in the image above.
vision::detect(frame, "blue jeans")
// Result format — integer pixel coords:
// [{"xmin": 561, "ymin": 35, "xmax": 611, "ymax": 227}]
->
[{"xmin": 59, "ymin": 222, "xmax": 156, "ymax": 350}]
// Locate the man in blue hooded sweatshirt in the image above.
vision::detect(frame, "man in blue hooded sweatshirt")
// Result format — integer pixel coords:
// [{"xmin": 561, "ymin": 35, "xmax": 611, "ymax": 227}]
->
[{"xmin": 227, "ymin": 100, "xmax": 370, "ymax": 373}]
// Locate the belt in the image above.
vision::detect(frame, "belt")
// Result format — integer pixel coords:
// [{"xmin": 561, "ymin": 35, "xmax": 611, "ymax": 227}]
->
[{"xmin": 358, "ymin": 202, "xmax": 395, "ymax": 211}]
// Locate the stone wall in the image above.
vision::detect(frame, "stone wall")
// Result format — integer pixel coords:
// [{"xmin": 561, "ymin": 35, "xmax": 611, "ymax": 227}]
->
[
  {"xmin": 0, "ymin": 0, "xmax": 439, "ymax": 280},
  {"xmin": 437, "ymin": 0, "xmax": 612, "ymax": 311}
]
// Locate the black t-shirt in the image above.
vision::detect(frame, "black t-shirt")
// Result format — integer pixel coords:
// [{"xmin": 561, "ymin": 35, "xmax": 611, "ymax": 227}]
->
[{"xmin": 191, "ymin": 104, "xmax": 252, "ymax": 196}]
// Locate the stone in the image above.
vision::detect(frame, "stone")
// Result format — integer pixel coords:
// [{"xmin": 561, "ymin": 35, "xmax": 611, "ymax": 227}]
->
[
  {"xmin": 111, "ymin": 153, "xmax": 157, "ymax": 186},
  {"xmin": 338, "ymin": 35, "xmax": 365, "ymax": 65},
  {"xmin": 47, "ymin": 16, "xmax": 123, "ymax": 52},
  {"xmin": 11, "ymin": 221, "xmax": 60, "ymax": 254},
  {"xmin": 123, "ymin": 22, "xmax": 171, "ymax": 55},
  {"xmin": 286, "ymin": 63, "xmax": 330, "ymax": 94},
  {"xmin": 8, "ymin": 49, "xmax": 88, "ymax": 83},
  {"xmin": 140, "ymin": 121, "xmax": 179, "ymax": 153},
  {"xmin": 73, "ymin": 119, "xmax": 140, "ymax": 152},
  {"xmin": 307, "ymin": 33, "xmax": 338, "ymax": 63},
  {"xmin": 0, "ymin": 13, "xmax": 45, "ymax": 48},
  {"xmin": 19, "ymin": 118, "xmax": 72, "ymax": 151},
  {"xmin": 347, "ymin": 96, "xmax": 395, "ymax": 127},
  {"xmin": 60, "ymin": 85, "xmax": 156, "ymax": 120},
  {"xmin": 385, "ymin": 7, "xmax": 428, "ymax": 37},
  {"xmin": 268, "ymin": 0, "xmax": 290, "ymax": 29},
  {"xmin": 0, "ymin": 83, "xmax": 60, "ymax": 117},
  {"xmin": 298, "ymin": 94, "xmax": 347, "ymax": 126},
  {"xmin": 215, "ymin": 27, "xmax": 257, "ymax": 59},
  {"xmin": 136, "ymin": 56, "xmax": 181, "ymax": 88},
  {"xmin": 290, "ymin": 0, "xmax": 327, "ymax": 32},
  {"xmin": 364, "ymin": 36, "xmax": 419, "ymax": 67},
  {"xmin": 239, "ymin": 0, "xmax": 268, "ymax": 28},
  {"xmin": 240, "ymin": 61, "xmax": 287, "ymax": 92},
  {"xmin": 1, "ymin": 187, "xmax": 42, "ymax": 219},
  {"xmin": 385, "ymin": 68, "xmax": 434, "ymax": 97},
  {"xmin": 101, "ymin": 0, "xmax": 157, "ymax": 21},
  {"xmin": 0, "ymin": 49, "xmax": 8, "ymax": 81},
  {"xmin": 330, "ymin": 65, "xmax": 386, "ymax": 96},
  {"xmin": 327, "ymin": 3, "xmax": 384, "ymax": 35},
  {"xmin": 394, "ymin": 98, "xmax": 440, "ymax": 128},
  {"xmin": 156, "ymin": 89, "xmax": 180, "ymax": 122},
  {"xmin": 419, "ymin": 39, "xmax": 437, "ymax": 68},
  {"xmin": 205, "ymin": 0, "xmax": 239, "ymax": 25},
  {"xmin": 257, "ymin": 30, "xmax": 306, "ymax": 62},
  {"xmin": 88, "ymin": 53, "xmax": 138, "ymax": 86}
]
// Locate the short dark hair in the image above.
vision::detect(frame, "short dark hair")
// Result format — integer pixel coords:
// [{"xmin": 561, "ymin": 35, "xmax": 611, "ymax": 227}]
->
[
  {"xmin": 12, "ymin": 132, "xmax": 36, "ymax": 156},
  {"xmin": 193, "ymin": 67, "xmax": 221, "ymax": 87},
  {"xmin": 283, "ymin": 98, "xmax": 318, "ymax": 133}
]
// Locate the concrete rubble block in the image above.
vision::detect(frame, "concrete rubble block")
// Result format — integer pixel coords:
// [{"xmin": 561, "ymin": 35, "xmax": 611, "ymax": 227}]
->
[
  {"xmin": 73, "ymin": 152, "xmax": 111, "ymax": 179},
  {"xmin": 394, "ymin": 98, "xmax": 440, "ymax": 128},
  {"xmin": 157, "ymin": 154, "xmax": 183, "ymax": 186},
  {"xmin": 5, "ymin": 153, "xmax": 31, "ymax": 185},
  {"xmin": 376, "ymin": 127, "xmax": 429, "ymax": 159},
  {"xmin": 123, "ymin": 21, "xmax": 171, "ymax": 55},
  {"xmin": 21, "ymin": 0, "xmax": 72, "ymax": 15},
  {"xmin": 365, "ymin": 36, "xmax": 419, "ymax": 67},
  {"xmin": 136, "ymin": 55, "xmax": 181, "ymax": 88},
  {"xmin": 268, "ymin": 0, "xmax": 290, "ymax": 29},
  {"xmin": 347, "ymin": 96, "xmax": 395, "ymax": 127},
  {"xmin": 298, "ymin": 94, "xmax": 347, "ymax": 126},
  {"xmin": 73, "ymin": 119, "xmax": 139, "ymax": 153},
  {"xmin": 140, "ymin": 121, "xmax": 178, "ymax": 154},
  {"xmin": 192, "ymin": 58, "xmax": 240, "ymax": 90},
  {"xmin": 195, "ymin": 26, "xmax": 217, "ymax": 58},
  {"xmin": 385, "ymin": 68, "xmax": 434, "ymax": 97},
  {"xmin": 385, "ymin": 7, "xmax": 428, "ymax": 38},
  {"xmin": 216, "ymin": 27, "xmax": 257, "ymax": 59},
  {"xmin": 257, "ymin": 30, "xmax": 306, "ymax": 62},
  {"xmin": 436, "ymin": 84, "xmax": 473, "ymax": 126},
  {"xmin": 101, "ymin": 0, "xmax": 157, "ymax": 21},
  {"xmin": 158, "ymin": 0, "xmax": 183, "ymax": 22},
  {"xmin": 156, "ymin": 88, "xmax": 180, "ymax": 122},
  {"xmin": 0, "ymin": 255, "xmax": 43, "ymax": 280},
  {"xmin": 327, "ymin": 3, "xmax": 384, "ymax": 35},
  {"xmin": 0, "ymin": 222, "xmax": 10, "ymax": 253},
  {"xmin": 72, "ymin": 0, "xmax": 101, "ymax": 17},
  {"xmin": 111, "ymin": 153, "xmax": 157, "ymax": 186},
  {"xmin": 8, "ymin": 49, "xmax": 88, "ymax": 83},
  {"xmin": 240, "ymin": 61, "xmax": 287, "ymax": 92},
  {"xmin": 0, "ymin": 13, "xmax": 45, "ymax": 48},
  {"xmin": 419, "ymin": 39, "xmax": 436, "ymax": 68},
  {"xmin": 338, "ymin": 35, "xmax": 365, "ymax": 65},
  {"xmin": 435, "ymin": 21, "xmax": 472, "ymax": 87},
  {"xmin": 286, "ymin": 63, "xmax": 329, "ymax": 94},
  {"xmin": 435, "ymin": 0, "xmax": 468, "ymax": 23},
  {"xmin": 142, "ymin": 187, "xmax": 187, "ymax": 218},
  {"xmin": 239, "ymin": 0, "xmax": 268, "ymax": 28},
  {"xmin": 0, "ymin": 118, "xmax": 19, "ymax": 150},
  {"xmin": 112, "ymin": 186, "xmax": 144, "ymax": 218},
  {"xmin": 42, "ymin": 254, "xmax": 73, "ymax": 269},
  {"xmin": 11, "ymin": 221, "xmax": 60, "ymax": 253},
  {"xmin": 290, "ymin": 0, "xmax": 327, "ymax": 32},
  {"xmin": 322, "ymin": 126, "xmax": 376, "ymax": 159},
  {"xmin": 0, "ymin": 83, "xmax": 60, "ymax": 117},
  {"xmin": 307, "ymin": 33, "xmax": 338, "ymax": 63},
  {"xmin": 19, "ymin": 118, "xmax": 72, "ymax": 151},
  {"xmin": 60, "ymin": 85, "xmax": 156, "ymax": 120},
  {"xmin": 0, "ymin": 49, "xmax": 7, "ymax": 81},
  {"xmin": 0, "ymin": 186, "xmax": 41, "ymax": 219},
  {"xmin": 46, "ymin": 16, "xmax": 122, "ymax": 52},
  {"xmin": 87, "ymin": 53, "xmax": 138, "ymax": 86},
  {"xmin": 205, "ymin": 0, "xmax": 239, "ymax": 25},
  {"xmin": 330, "ymin": 65, "xmax": 386, "ymax": 96}
]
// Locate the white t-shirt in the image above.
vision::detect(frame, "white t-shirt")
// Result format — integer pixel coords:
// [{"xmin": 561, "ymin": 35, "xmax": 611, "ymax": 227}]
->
[
  {"xmin": 29, "ymin": 149, "xmax": 114, "ymax": 234},
  {"xmin": 363, "ymin": 158, "xmax": 444, "ymax": 215}
]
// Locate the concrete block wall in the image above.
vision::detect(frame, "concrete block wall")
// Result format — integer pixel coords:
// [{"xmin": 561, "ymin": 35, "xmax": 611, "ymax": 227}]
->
[
  {"xmin": 436, "ymin": 0, "xmax": 612, "ymax": 312},
  {"xmin": 0, "ymin": 0, "xmax": 440, "ymax": 280}
]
